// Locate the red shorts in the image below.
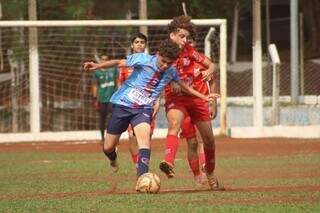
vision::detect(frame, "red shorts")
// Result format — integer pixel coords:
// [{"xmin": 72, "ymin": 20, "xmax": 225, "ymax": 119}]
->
[
  {"xmin": 179, "ymin": 115, "xmax": 196, "ymax": 139},
  {"xmin": 165, "ymin": 97, "xmax": 210, "ymax": 122}
]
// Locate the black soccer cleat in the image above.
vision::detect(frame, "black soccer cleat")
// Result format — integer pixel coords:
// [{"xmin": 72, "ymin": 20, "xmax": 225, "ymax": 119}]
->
[{"xmin": 159, "ymin": 161, "xmax": 175, "ymax": 178}]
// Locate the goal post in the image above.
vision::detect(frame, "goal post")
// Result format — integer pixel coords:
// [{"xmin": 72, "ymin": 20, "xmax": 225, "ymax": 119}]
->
[{"xmin": 0, "ymin": 19, "xmax": 227, "ymax": 142}]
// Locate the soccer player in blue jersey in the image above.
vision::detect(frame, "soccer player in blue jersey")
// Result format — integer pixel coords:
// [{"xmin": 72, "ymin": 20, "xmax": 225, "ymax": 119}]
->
[{"xmin": 84, "ymin": 40, "xmax": 219, "ymax": 185}]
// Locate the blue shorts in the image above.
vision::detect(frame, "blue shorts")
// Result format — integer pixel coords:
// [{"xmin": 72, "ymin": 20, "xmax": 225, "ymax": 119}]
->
[{"xmin": 107, "ymin": 104, "xmax": 153, "ymax": 135}]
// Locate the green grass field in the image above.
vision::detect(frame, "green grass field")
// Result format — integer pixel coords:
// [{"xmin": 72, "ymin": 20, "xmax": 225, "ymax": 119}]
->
[{"xmin": 1, "ymin": 137, "xmax": 320, "ymax": 212}]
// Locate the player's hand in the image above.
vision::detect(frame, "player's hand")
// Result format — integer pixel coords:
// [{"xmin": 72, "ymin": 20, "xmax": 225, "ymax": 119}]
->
[
  {"xmin": 201, "ymin": 69, "xmax": 215, "ymax": 81},
  {"xmin": 152, "ymin": 99, "xmax": 160, "ymax": 118},
  {"xmin": 206, "ymin": 93, "xmax": 220, "ymax": 102},
  {"xmin": 209, "ymin": 99, "xmax": 217, "ymax": 119},
  {"xmin": 171, "ymin": 82, "xmax": 182, "ymax": 94},
  {"xmin": 83, "ymin": 62, "xmax": 99, "ymax": 71}
]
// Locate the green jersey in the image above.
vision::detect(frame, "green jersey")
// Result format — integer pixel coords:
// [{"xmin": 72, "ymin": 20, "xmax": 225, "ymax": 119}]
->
[{"xmin": 92, "ymin": 67, "xmax": 118, "ymax": 103}]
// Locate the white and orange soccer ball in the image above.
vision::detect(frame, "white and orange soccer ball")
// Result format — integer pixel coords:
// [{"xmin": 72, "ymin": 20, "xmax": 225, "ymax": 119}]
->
[{"xmin": 135, "ymin": 172, "xmax": 161, "ymax": 193}]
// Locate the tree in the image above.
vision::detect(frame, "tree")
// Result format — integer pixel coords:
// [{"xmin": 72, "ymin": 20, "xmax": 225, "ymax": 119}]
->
[
  {"xmin": 147, "ymin": 0, "xmax": 250, "ymax": 19},
  {"xmin": 301, "ymin": 0, "xmax": 320, "ymax": 57}
]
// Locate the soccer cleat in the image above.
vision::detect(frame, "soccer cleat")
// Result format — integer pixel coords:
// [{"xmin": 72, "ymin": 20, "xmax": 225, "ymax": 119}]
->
[
  {"xmin": 110, "ymin": 159, "xmax": 119, "ymax": 173},
  {"xmin": 206, "ymin": 172, "xmax": 224, "ymax": 190},
  {"xmin": 159, "ymin": 161, "xmax": 175, "ymax": 178},
  {"xmin": 108, "ymin": 147, "xmax": 119, "ymax": 173}
]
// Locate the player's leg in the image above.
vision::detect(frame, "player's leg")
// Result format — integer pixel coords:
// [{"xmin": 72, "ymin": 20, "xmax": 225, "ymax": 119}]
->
[
  {"xmin": 181, "ymin": 116, "xmax": 206, "ymax": 186},
  {"xmin": 195, "ymin": 120, "xmax": 221, "ymax": 189},
  {"xmin": 103, "ymin": 133, "xmax": 121, "ymax": 172},
  {"xmin": 160, "ymin": 108, "xmax": 185, "ymax": 178},
  {"xmin": 181, "ymin": 116, "xmax": 200, "ymax": 176},
  {"xmin": 188, "ymin": 99, "xmax": 222, "ymax": 190},
  {"xmin": 130, "ymin": 115, "xmax": 157, "ymax": 169},
  {"xmin": 186, "ymin": 136, "xmax": 199, "ymax": 175},
  {"xmin": 186, "ymin": 136, "xmax": 206, "ymax": 186},
  {"xmin": 103, "ymin": 103, "xmax": 113, "ymax": 146},
  {"xmin": 103, "ymin": 104, "xmax": 131, "ymax": 172},
  {"xmin": 131, "ymin": 108, "xmax": 153, "ymax": 177},
  {"xmin": 126, "ymin": 114, "xmax": 156, "ymax": 170},
  {"xmin": 99, "ymin": 102, "xmax": 108, "ymax": 143},
  {"xmin": 195, "ymin": 121, "xmax": 215, "ymax": 171},
  {"xmin": 128, "ymin": 126, "xmax": 139, "ymax": 166},
  {"xmin": 149, "ymin": 114, "xmax": 157, "ymax": 138},
  {"xmin": 196, "ymin": 133, "xmax": 206, "ymax": 172}
]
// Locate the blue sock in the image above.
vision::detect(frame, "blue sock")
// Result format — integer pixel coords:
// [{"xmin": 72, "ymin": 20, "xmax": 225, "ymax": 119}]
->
[{"xmin": 137, "ymin": 148, "xmax": 151, "ymax": 177}]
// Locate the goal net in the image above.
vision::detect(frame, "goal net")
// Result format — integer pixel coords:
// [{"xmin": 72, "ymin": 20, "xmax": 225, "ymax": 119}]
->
[{"xmin": 0, "ymin": 19, "xmax": 227, "ymax": 142}]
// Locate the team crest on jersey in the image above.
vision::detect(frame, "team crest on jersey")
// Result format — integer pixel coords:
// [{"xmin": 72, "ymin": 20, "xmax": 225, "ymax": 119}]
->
[
  {"xmin": 182, "ymin": 58, "xmax": 191, "ymax": 66},
  {"xmin": 193, "ymin": 68, "xmax": 201, "ymax": 77},
  {"xmin": 192, "ymin": 51, "xmax": 202, "ymax": 61}
]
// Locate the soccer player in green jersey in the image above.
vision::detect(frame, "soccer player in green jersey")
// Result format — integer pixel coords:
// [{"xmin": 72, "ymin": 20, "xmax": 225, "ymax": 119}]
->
[{"xmin": 92, "ymin": 54, "xmax": 118, "ymax": 143}]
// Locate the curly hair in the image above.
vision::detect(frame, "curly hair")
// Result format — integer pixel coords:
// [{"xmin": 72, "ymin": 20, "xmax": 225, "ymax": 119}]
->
[
  {"xmin": 158, "ymin": 40, "xmax": 180, "ymax": 60},
  {"xmin": 168, "ymin": 15, "xmax": 195, "ymax": 36}
]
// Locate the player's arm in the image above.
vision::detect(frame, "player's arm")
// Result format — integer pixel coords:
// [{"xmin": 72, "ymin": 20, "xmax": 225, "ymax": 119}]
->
[
  {"xmin": 176, "ymin": 80, "xmax": 219, "ymax": 101},
  {"xmin": 84, "ymin": 59, "xmax": 127, "ymax": 71},
  {"xmin": 91, "ymin": 77, "xmax": 99, "ymax": 110},
  {"xmin": 170, "ymin": 81, "xmax": 182, "ymax": 94},
  {"xmin": 191, "ymin": 49, "xmax": 215, "ymax": 81},
  {"xmin": 208, "ymin": 78, "xmax": 218, "ymax": 119},
  {"xmin": 152, "ymin": 97, "xmax": 161, "ymax": 118},
  {"xmin": 201, "ymin": 57, "xmax": 215, "ymax": 81},
  {"xmin": 91, "ymin": 83, "xmax": 97, "ymax": 99}
]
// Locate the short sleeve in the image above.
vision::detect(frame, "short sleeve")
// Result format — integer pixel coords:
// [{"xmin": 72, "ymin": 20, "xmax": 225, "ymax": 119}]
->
[
  {"xmin": 92, "ymin": 71, "xmax": 98, "ymax": 83},
  {"xmin": 188, "ymin": 44, "xmax": 205, "ymax": 64},
  {"xmin": 126, "ymin": 53, "xmax": 149, "ymax": 67},
  {"xmin": 171, "ymin": 67, "xmax": 180, "ymax": 82}
]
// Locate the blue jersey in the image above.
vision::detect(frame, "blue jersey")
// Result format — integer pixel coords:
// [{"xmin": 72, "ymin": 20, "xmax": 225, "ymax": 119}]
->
[{"xmin": 110, "ymin": 53, "xmax": 180, "ymax": 108}]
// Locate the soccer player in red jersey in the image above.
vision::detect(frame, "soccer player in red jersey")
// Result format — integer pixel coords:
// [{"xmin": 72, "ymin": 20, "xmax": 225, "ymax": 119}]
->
[
  {"xmin": 117, "ymin": 33, "xmax": 159, "ymax": 167},
  {"xmin": 179, "ymin": 49, "xmax": 218, "ymax": 186},
  {"xmin": 159, "ymin": 15, "xmax": 222, "ymax": 190}
]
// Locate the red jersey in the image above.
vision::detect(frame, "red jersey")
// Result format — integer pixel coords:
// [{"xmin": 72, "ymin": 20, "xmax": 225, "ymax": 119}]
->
[
  {"xmin": 117, "ymin": 66, "xmax": 134, "ymax": 87},
  {"xmin": 189, "ymin": 61, "xmax": 210, "ymax": 95},
  {"xmin": 165, "ymin": 43, "xmax": 208, "ymax": 100}
]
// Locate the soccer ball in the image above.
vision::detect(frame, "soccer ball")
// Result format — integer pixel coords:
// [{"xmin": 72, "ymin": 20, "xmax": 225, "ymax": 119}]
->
[{"xmin": 135, "ymin": 172, "xmax": 161, "ymax": 193}]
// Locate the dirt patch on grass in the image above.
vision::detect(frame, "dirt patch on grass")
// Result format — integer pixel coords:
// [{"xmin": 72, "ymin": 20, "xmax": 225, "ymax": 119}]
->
[
  {"xmin": 1, "ymin": 137, "xmax": 320, "ymax": 204},
  {"xmin": 1, "ymin": 136, "xmax": 319, "ymax": 156}
]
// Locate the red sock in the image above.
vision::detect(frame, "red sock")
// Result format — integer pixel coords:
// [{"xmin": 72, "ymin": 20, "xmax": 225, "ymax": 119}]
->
[
  {"xmin": 131, "ymin": 154, "xmax": 139, "ymax": 164},
  {"xmin": 188, "ymin": 157, "xmax": 200, "ymax": 176},
  {"xmin": 164, "ymin": 134, "xmax": 179, "ymax": 165},
  {"xmin": 199, "ymin": 152, "xmax": 205, "ymax": 167},
  {"xmin": 204, "ymin": 146, "xmax": 215, "ymax": 174}
]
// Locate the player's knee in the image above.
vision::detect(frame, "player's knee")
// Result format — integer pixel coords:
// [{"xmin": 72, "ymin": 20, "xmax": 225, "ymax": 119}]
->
[
  {"xmin": 203, "ymin": 138, "xmax": 215, "ymax": 148},
  {"xmin": 168, "ymin": 119, "xmax": 181, "ymax": 131},
  {"xmin": 138, "ymin": 143, "xmax": 150, "ymax": 149},
  {"xmin": 187, "ymin": 141, "xmax": 198, "ymax": 151},
  {"xmin": 201, "ymin": 133, "xmax": 215, "ymax": 143},
  {"xmin": 103, "ymin": 144, "xmax": 114, "ymax": 153}
]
